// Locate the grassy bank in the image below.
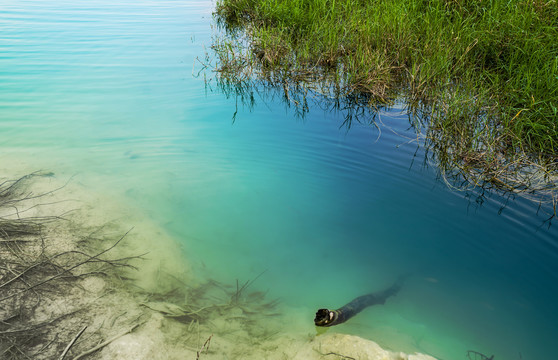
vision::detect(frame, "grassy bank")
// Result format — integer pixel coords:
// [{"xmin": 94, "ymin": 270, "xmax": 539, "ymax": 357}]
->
[{"xmin": 212, "ymin": 0, "xmax": 558, "ymax": 202}]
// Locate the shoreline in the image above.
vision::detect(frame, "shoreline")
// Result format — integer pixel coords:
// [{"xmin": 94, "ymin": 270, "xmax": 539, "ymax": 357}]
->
[
  {"xmin": 211, "ymin": 0, "xmax": 558, "ymax": 205},
  {"xmin": 0, "ymin": 170, "xmax": 437, "ymax": 359}
]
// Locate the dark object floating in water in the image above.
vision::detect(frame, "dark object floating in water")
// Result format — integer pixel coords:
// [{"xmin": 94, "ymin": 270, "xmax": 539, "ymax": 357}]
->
[
  {"xmin": 467, "ymin": 350, "xmax": 494, "ymax": 360},
  {"xmin": 314, "ymin": 277, "xmax": 405, "ymax": 327}
]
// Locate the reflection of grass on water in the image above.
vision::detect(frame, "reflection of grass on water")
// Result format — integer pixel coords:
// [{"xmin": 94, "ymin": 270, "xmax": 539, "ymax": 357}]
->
[{"xmin": 207, "ymin": 0, "xmax": 558, "ymax": 213}]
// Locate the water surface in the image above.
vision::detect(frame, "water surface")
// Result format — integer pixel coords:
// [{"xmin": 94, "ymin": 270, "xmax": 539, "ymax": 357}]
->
[{"xmin": 1, "ymin": 1, "xmax": 558, "ymax": 359}]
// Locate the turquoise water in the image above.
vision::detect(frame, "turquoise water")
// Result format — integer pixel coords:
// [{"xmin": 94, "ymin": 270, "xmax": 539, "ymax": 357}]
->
[{"xmin": 2, "ymin": 1, "xmax": 558, "ymax": 359}]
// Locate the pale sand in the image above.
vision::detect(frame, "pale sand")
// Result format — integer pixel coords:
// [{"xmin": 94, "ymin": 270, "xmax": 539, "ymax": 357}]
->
[{"xmin": 0, "ymin": 167, "xmax": 436, "ymax": 360}]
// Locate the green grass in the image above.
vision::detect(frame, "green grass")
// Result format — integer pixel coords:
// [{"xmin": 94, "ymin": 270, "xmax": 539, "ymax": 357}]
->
[{"xmin": 212, "ymin": 0, "xmax": 558, "ymax": 199}]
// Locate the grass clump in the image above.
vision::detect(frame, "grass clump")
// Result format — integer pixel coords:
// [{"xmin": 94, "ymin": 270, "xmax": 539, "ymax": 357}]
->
[{"xmin": 211, "ymin": 0, "xmax": 558, "ymax": 205}]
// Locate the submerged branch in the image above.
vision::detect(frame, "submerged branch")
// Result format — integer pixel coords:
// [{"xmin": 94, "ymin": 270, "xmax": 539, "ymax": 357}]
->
[
  {"xmin": 71, "ymin": 323, "xmax": 143, "ymax": 360},
  {"xmin": 0, "ymin": 173, "xmax": 145, "ymax": 360}
]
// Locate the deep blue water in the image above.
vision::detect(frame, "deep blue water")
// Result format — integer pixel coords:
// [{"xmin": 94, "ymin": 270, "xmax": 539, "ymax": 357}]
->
[{"xmin": 1, "ymin": 1, "xmax": 558, "ymax": 359}]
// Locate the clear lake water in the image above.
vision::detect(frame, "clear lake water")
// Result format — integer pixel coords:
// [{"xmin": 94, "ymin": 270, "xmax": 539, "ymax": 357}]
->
[{"xmin": 1, "ymin": 1, "xmax": 558, "ymax": 359}]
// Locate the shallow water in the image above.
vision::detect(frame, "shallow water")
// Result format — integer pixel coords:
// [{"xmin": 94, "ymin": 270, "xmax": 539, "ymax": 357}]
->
[{"xmin": 2, "ymin": 0, "xmax": 558, "ymax": 359}]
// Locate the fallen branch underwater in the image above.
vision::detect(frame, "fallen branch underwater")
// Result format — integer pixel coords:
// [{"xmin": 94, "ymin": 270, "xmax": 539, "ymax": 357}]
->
[
  {"xmin": 196, "ymin": 334, "xmax": 213, "ymax": 360},
  {"xmin": 0, "ymin": 173, "xmax": 145, "ymax": 360},
  {"xmin": 0, "ymin": 228, "xmax": 136, "ymax": 303},
  {"xmin": 71, "ymin": 323, "xmax": 143, "ymax": 360},
  {"xmin": 59, "ymin": 326, "xmax": 87, "ymax": 360}
]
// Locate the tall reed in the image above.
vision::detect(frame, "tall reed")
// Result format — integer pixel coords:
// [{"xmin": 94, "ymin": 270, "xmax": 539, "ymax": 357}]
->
[{"xmin": 213, "ymin": 0, "xmax": 558, "ymax": 202}]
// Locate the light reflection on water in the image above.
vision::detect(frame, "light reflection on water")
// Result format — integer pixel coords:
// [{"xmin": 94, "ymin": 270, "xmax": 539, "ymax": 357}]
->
[{"xmin": 1, "ymin": 1, "xmax": 558, "ymax": 359}]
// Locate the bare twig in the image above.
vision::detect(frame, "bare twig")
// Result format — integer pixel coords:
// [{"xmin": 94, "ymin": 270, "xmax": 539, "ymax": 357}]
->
[
  {"xmin": 59, "ymin": 326, "xmax": 88, "ymax": 360},
  {"xmin": 231, "ymin": 270, "xmax": 267, "ymax": 304},
  {"xmin": 71, "ymin": 323, "xmax": 142, "ymax": 360},
  {"xmin": 0, "ymin": 229, "xmax": 134, "ymax": 303},
  {"xmin": 316, "ymin": 350, "xmax": 356, "ymax": 360},
  {"xmin": 196, "ymin": 334, "xmax": 213, "ymax": 360}
]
